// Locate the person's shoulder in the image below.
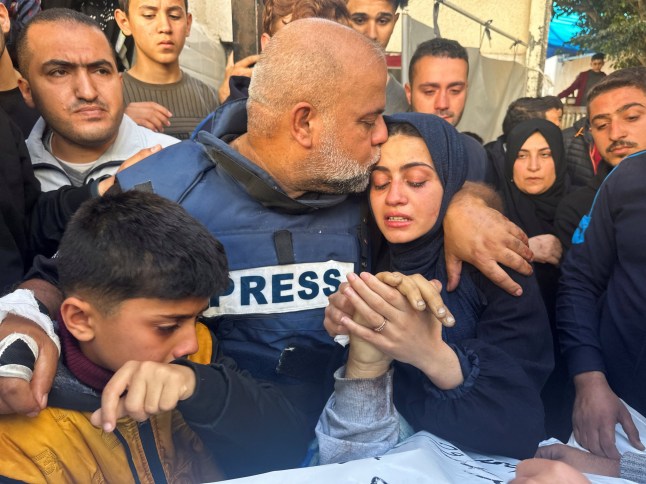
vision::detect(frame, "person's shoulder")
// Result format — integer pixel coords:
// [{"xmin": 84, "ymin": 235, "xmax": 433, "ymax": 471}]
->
[
  {"xmin": 603, "ymin": 151, "xmax": 646, "ymax": 189},
  {"xmin": 558, "ymin": 184, "xmax": 596, "ymax": 212},
  {"xmin": 460, "ymin": 133, "xmax": 485, "ymax": 153}
]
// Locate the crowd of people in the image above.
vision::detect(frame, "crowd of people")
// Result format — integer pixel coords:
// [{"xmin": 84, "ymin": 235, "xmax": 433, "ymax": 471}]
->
[{"xmin": 0, "ymin": 0, "xmax": 645, "ymax": 482}]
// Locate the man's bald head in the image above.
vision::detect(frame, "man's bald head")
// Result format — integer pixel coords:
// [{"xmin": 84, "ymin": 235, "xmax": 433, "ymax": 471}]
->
[{"xmin": 248, "ymin": 17, "xmax": 385, "ymax": 135}]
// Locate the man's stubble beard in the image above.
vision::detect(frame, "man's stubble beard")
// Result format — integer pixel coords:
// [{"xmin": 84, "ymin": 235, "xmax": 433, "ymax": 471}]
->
[{"xmin": 304, "ymin": 129, "xmax": 381, "ymax": 195}]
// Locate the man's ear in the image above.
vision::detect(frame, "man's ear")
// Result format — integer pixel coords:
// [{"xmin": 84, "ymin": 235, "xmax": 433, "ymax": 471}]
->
[
  {"xmin": 114, "ymin": 9, "xmax": 132, "ymax": 36},
  {"xmin": 260, "ymin": 32, "xmax": 271, "ymax": 51},
  {"xmin": 0, "ymin": 4, "xmax": 10, "ymax": 37},
  {"xmin": 290, "ymin": 101, "xmax": 318, "ymax": 149},
  {"xmin": 185, "ymin": 12, "xmax": 193, "ymax": 37},
  {"xmin": 404, "ymin": 82, "xmax": 412, "ymax": 105},
  {"xmin": 393, "ymin": 12, "xmax": 400, "ymax": 26},
  {"xmin": 60, "ymin": 297, "xmax": 97, "ymax": 342},
  {"xmin": 17, "ymin": 77, "xmax": 35, "ymax": 109}
]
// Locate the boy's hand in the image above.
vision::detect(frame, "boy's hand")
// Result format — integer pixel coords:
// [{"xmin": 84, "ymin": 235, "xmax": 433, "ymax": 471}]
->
[
  {"xmin": 125, "ymin": 101, "xmax": 172, "ymax": 133},
  {"xmin": 90, "ymin": 361, "xmax": 196, "ymax": 432}
]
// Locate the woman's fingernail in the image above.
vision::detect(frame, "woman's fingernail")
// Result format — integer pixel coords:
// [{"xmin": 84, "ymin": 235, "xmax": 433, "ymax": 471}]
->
[{"xmin": 437, "ymin": 306, "xmax": 446, "ymax": 316}]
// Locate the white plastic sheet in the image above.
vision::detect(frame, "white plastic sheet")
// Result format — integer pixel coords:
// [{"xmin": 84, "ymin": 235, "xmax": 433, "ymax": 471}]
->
[{"xmin": 218, "ymin": 402, "xmax": 646, "ymax": 484}]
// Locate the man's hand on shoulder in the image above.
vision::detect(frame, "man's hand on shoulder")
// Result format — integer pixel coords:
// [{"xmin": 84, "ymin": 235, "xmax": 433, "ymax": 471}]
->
[
  {"xmin": 0, "ymin": 315, "xmax": 58, "ymax": 415},
  {"xmin": 97, "ymin": 145, "xmax": 163, "ymax": 195},
  {"xmin": 443, "ymin": 182, "xmax": 533, "ymax": 296},
  {"xmin": 573, "ymin": 371, "xmax": 644, "ymax": 459}
]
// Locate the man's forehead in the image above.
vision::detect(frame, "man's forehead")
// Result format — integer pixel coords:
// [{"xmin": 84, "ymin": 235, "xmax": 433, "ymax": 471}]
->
[
  {"xmin": 29, "ymin": 23, "xmax": 114, "ymax": 62},
  {"xmin": 347, "ymin": 0, "xmax": 396, "ymax": 14},
  {"xmin": 413, "ymin": 56, "xmax": 467, "ymax": 83},
  {"xmin": 590, "ymin": 87, "xmax": 646, "ymax": 115},
  {"xmin": 134, "ymin": 0, "xmax": 187, "ymax": 10}
]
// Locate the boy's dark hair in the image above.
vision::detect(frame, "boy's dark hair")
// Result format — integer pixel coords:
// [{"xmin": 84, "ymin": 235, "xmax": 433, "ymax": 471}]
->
[
  {"xmin": 16, "ymin": 8, "xmax": 113, "ymax": 78},
  {"xmin": 119, "ymin": 0, "xmax": 189, "ymax": 14},
  {"xmin": 57, "ymin": 191, "xmax": 229, "ymax": 314},
  {"xmin": 542, "ymin": 95, "xmax": 563, "ymax": 111},
  {"xmin": 502, "ymin": 96, "xmax": 549, "ymax": 137},
  {"xmin": 387, "ymin": 0, "xmax": 409, "ymax": 9},
  {"xmin": 591, "ymin": 52, "xmax": 605, "ymax": 62},
  {"xmin": 586, "ymin": 66, "xmax": 646, "ymax": 109},
  {"xmin": 408, "ymin": 37, "xmax": 469, "ymax": 83},
  {"xmin": 263, "ymin": 0, "xmax": 350, "ymax": 36}
]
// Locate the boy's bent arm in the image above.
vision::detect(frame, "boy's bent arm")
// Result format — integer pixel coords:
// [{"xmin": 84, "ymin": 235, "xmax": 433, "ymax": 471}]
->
[
  {"xmin": 175, "ymin": 356, "xmax": 312, "ymax": 478},
  {"xmin": 443, "ymin": 181, "xmax": 533, "ymax": 296}
]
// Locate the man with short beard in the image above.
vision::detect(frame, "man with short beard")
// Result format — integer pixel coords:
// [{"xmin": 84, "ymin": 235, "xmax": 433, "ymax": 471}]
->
[
  {"xmin": 556, "ymin": 66, "xmax": 646, "ymax": 460},
  {"xmin": 16, "ymin": 8, "xmax": 176, "ymax": 191},
  {"xmin": 554, "ymin": 67, "xmax": 646, "ymax": 250}
]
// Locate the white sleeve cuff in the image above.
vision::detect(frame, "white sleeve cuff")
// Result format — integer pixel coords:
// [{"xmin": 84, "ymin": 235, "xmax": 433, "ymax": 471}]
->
[{"xmin": 0, "ymin": 289, "xmax": 61, "ymax": 356}]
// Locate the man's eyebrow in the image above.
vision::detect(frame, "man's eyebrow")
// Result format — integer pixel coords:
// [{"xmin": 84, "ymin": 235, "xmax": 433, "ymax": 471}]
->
[
  {"xmin": 591, "ymin": 102, "xmax": 646, "ymax": 123},
  {"xmin": 617, "ymin": 102, "xmax": 646, "ymax": 113},
  {"xmin": 42, "ymin": 59, "xmax": 114, "ymax": 70},
  {"xmin": 361, "ymin": 109, "xmax": 385, "ymax": 119},
  {"xmin": 417, "ymin": 81, "xmax": 466, "ymax": 89}
]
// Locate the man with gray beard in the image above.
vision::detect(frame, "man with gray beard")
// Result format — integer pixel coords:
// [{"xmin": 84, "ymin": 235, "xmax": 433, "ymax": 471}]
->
[{"xmin": 0, "ymin": 17, "xmax": 533, "ymax": 476}]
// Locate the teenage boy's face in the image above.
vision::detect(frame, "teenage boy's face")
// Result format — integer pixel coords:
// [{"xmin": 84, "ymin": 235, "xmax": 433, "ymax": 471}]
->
[
  {"xmin": 80, "ymin": 296, "xmax": 208, "ymax": 371},
  {"xmin": 591, "ymin": 59, "xmax": 604, "ymax": 72},
  {"xmin": 117, "ymin": 0, "xmax": 192, "ymax": 67},
  {"xmin": 346, "ymin": 0, "xmax": 399, "ymax": 50}
]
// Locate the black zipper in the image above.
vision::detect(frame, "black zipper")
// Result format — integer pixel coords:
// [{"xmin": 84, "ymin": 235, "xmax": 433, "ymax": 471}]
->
[
  {"xmin": 113, "ymin": 427, "xmax": 142, "ymax": 484},
  {"xmin": 138, "ymin": 420, "xmax": 168, "ymax": 484}
]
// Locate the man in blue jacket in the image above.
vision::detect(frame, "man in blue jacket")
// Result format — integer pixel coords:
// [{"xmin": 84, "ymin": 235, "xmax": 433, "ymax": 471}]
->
[{"xmin": 557, "ymin": 66, "xmax": 646, "ymax": 460}]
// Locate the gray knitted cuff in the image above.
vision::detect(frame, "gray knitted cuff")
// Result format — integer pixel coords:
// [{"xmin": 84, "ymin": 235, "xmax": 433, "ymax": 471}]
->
[{"xmin": 620, "ymin": 452, "xmax": 646, "ymax": 483}]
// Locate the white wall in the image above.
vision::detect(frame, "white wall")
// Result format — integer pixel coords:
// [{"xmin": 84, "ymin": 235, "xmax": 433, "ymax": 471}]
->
[{"xmin": 189, "ymin": 0, "xmax": 232, "ymax": 42}]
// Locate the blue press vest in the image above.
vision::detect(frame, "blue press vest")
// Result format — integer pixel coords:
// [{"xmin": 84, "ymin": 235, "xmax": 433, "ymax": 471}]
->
[{"xmin": 117, "ymin": 100, "xmax": 367, "ymax": 385}]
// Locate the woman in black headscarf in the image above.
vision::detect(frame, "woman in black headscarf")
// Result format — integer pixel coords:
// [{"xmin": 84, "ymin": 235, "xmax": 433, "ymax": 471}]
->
[
  {"xmin": 500, "ymin": 118, "xmax": 571, "ymax": 440},
  {"xmin": 501, "ymin": 119, "xmax": 568, "ymax": 270},
  {"xmin": 320, "ymin": 113, "xmax": 553, "ymax": 461}
]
